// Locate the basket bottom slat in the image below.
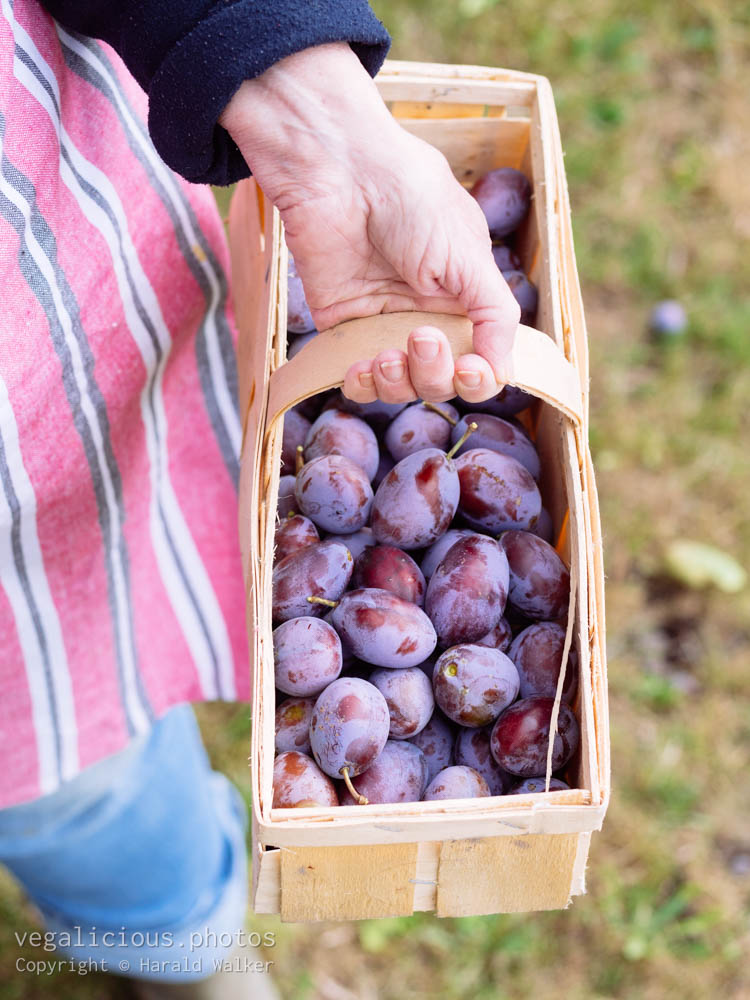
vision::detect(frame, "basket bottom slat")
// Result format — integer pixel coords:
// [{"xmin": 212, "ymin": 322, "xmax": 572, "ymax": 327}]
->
[
  {"xmin": 279, "ymin": 843, "xmax": 419, "ymax": 923},
  {"xmin": 436, "ymin": 834, "xmax": 580, "ymax": 916},
  {"xmin": 252, "ymin": 833, "xmax": 591, "ymax": 921}
]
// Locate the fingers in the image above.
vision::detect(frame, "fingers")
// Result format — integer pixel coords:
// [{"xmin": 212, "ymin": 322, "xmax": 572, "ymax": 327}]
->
[
  {"xmin": 406, "ymin": 326, "xmax": 456, "ymax": 402},
  {"xmin": 344, "ymin": 352, "xmax": 418, "ymax": 405},
  {"xmin": 371, "ymin": 349, "xmax": 418, "ymax": 404},
  {"xmin": 438, "ymin": 194, "xmax": 521, "ymax": 382},
  {"xmin": 459, "ymin": 261, "xmax": 520, "ymax": 384},
  {"xmin": 453, "ymin": 353, "xmax": 498, "ymax": 403},
  {"xmin": 343, "ymin": 360, "xmax": 377, "ymax": 403},
  {"xmin": 344, "ymin": 331, "xmax": 499, "ymax": 405}
]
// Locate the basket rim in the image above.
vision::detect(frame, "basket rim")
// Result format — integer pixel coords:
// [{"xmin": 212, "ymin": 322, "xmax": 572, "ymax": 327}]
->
[
  {"xmin": 378, "ymin": 57, "xmax": 549, "ymax": 87},
  {"xmin": 256, "ymin": 795, "xmax": 608, "ymax": 848}
]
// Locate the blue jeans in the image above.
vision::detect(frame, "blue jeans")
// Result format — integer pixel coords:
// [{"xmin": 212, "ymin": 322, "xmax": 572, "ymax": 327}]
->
[{"xmin": 0, "ymin": 705, "xmax": 249, "ymax": 982}]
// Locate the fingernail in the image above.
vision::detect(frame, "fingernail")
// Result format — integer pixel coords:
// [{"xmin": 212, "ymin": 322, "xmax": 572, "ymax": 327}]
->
[
  {"xmin": 380, "ymin": 360, "xmax": 406, "ymax": 383},
  {"xmin": 456, "ymin": 370, "xmax": 482, "ymax": 388},
  {"xmin": 358, "ymin": 371, "xmax": 374, "ymax": 389},
  {"xmin": 413, "ymin": 336, "xmax": 439, "ymax": 361}
]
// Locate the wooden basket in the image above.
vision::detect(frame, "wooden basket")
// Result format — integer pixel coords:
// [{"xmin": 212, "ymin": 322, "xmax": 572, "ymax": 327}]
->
[{"xmin": 229, "ymin": 60, "xmax": 610, "ymax": 922}]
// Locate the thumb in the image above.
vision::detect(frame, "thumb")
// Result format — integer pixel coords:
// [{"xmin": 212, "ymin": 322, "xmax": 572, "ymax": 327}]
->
[{"xmin": 456, "ymin": 248, "xmax": 521, "ymax": 383}]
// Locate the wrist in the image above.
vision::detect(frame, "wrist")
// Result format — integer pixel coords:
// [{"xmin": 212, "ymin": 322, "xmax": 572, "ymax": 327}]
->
[{"xmin": 219, "ymin": 43, "xmax": 403, "ymax": 210}]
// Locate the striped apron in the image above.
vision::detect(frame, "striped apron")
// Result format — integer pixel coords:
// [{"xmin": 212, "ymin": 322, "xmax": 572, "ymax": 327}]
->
[{"xmin": 0, "ymin": 0, "xmax": 249, "ymax": 808}]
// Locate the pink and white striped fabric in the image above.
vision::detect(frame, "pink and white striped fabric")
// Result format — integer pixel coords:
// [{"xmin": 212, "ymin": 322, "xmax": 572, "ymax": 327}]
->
[{"xmin": 0, "ymin": 0, "xmax": 249, "ymax": 808}]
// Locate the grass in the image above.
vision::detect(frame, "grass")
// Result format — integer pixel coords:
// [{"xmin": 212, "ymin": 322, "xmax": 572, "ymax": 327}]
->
[{"xmin": 2, "ymin": 1, "xmax": 750, "ymax": 997}]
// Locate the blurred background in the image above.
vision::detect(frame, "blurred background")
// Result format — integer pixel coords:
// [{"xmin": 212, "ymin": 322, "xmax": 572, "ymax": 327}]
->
[{"xmin": 2, "ymin": 0, "xmax": 749, "ymax": 997}]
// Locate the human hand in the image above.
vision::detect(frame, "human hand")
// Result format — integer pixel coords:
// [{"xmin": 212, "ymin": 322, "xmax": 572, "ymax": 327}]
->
[{"xmin": 220, "ymin": 44, "xmax": 520, "ymax": 404}]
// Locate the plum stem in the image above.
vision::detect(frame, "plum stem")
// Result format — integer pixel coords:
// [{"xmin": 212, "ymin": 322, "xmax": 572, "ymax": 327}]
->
[
  {"xmin": 295, "ymin": 445, "xmax": 305, "ymax": 474},
  {"xmin": 446, "ymin": 421, "xmax": 478, "ymax": 460},
  {"xmin": 423, "ymin": 401, "xmax": 457, "ymax": 426},
  {"xmin": 341, "ymin": 766, "xmax": 368, "ymax": 805},
  {"xmin": 306, "ymin": 595, "xmax": 339, "ymax": 608}
]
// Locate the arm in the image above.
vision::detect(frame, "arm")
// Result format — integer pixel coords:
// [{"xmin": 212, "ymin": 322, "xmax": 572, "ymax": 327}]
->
[
  {"xmin": 40, "ymin": 0, "xmax": 391, "ymax": 185},
  {"xmin": 42, "ymin": 4, "xmax": 518, "ymax": 400}
]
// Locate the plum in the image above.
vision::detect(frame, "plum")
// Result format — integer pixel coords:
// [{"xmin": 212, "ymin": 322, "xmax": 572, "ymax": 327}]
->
[
  {"xmin": 370, "ymin": 666, "xmax": 435, "ymax": 740},
  {"xmin": 371, "ymin": 448, "xmax": 460, "ymax": 550},
  {"xmin": 500, "ymin": 530, "xmax": 570, "ymax": 621},
  {"xmin": 272, "ymin": 540, "xmax": 353, "ymax": 622},
  {"xmin": 450, "ymin": 412, "xmax": 540, "ymax": 480},
  {"xmin": 332, "ymin": 588, "xmax": 437, "ymax": 669},
  {"xmin": 425, "ymin": 534, "xmax": 509, "ymax": 647},
  {"xmin": 274, "ymin": 514, "xmax": 319, "ymax": 564},
  {"xmin": 304, "ymin": 409, "xmax": 379, "ymax": 482},
  {"xmin": 273, "ymin": 616, "xmax": 342, "ymax": 697},
  {"xmin": 385, "ymin": 402, "xmax": 458, "ymax": 462},
  {"xmin": 433, "ymin": 644, "xmax": 519, "ymax": 727},
  {"xmin": 295, "ymin": 454, "xmax": 373, "ymax": 534},
  {"xmin": 273, "ymin": 751, "xmax": 338, "ymax": 807},
  {"xmin": 470, "ymin": 167, "xmax": 531, "ymax": 239},
  {"xmin": 456, "ymin": 448, "xmax": 541, "ymax": 533},
  {"xmin": 423, "ymin": 765, "xmax": 490, "ymax": 800},
  {"xmin": 490, "ymin": 696, "xmax": 579, "ymax": 777},
  {"xmin": 338, "ymin": 740, "xmax": 428, "ymax": 805},
  {"xmin": 504, "ymin": 270, "xmax": 538, "ymax": 325},
  {"xmin": 310, "ymin": 677, "xmax": 390, "ymax": 791},
  {"xmin": 352, "ymin": 545, "xmax": 426, "ymax": 606}
]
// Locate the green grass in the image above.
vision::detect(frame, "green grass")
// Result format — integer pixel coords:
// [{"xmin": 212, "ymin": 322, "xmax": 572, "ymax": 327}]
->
[{"xmin": 3, "ymin": 1, "xmax": 750, "ymax": 998}]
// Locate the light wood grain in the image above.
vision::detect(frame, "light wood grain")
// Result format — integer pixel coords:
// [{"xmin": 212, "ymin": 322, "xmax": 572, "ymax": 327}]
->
[
  {"xmin": 380, "ymin": 59, "xmax": 542, "ymax": 85},
  {"xmin": 570, "ymin": 831, "xmax": 592, "ymax": 898},
  {"xmin": 254, "ymin": 833, "xmax": 590, "ymax": 919},
  {"xmin": 436, "ymin": 835, "xmax": 580, "ymax": 916},
  {"xmin": 397, "ymin": 118, "xmax": 530, "ymax": 182},
  {"xmin": 387, "ymin": 100, "xmax": 508, "ymax": 119},
  {"xmin": 260, "ymin": 801, "xmax": 604, "ymax": 849},
  {"xmin": 377, "ymin": 76, "xmax": 537, "ymax": 108},
  {"xmin": 412, "ymin": 841, "xmax": 440, "ymax": 911},
  {"xmin": 254, "ymin": 847, "xmax": 281, "ymax": 915},
  {"xmin": 279, "ymin": 843, "xmax": 419, "ymax": 922}
]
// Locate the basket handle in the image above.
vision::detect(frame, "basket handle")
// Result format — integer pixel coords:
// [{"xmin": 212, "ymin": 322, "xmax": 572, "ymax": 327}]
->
[{"xmin": 265, "ymin": 312, "xmax": 583, "ymax": 432}]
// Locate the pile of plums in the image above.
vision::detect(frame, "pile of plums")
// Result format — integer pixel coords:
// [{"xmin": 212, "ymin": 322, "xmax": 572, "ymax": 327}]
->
[{"xmin": 273, "ymin": 167, "xmax": 577, "ymax": 809}]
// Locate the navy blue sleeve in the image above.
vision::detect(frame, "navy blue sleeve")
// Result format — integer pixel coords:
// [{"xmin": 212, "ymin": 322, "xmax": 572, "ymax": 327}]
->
[{"xmin": 41, "ymin": 1, "xmax": 391, "ymax": 185}]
